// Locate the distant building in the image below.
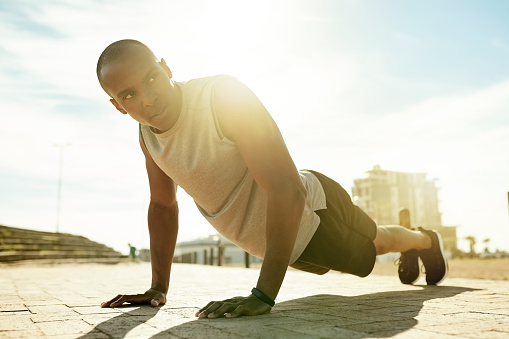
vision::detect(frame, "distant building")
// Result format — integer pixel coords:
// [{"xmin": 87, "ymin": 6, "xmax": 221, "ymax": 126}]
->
[
  {"xmin": 174, "ymin": 234, "xmax": 262, "ymax": 266},
  {"xmin": 352, "ymin": 165, "xmax": 442, "ymax": 227}
]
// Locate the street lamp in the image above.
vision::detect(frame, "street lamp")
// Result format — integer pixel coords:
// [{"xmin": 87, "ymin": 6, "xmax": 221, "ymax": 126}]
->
[{"xmin": 53, "ymin": 143, "xmax": 71, "ymax": 233}]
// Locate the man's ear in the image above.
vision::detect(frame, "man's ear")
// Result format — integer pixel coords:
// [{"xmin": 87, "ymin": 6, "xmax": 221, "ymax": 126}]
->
[
  {"xmin": 110, "ymin": 99, "xmax": 127, "ymax": 115},
  {"xmin": 160, "ymin": 58, "xmax": 173, "ymax": 79}
]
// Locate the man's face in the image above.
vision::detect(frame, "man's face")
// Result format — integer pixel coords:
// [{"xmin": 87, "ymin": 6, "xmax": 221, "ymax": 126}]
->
[{"xmin": 101, "ymin": 46, "xmax": 181, "ymax": 132}]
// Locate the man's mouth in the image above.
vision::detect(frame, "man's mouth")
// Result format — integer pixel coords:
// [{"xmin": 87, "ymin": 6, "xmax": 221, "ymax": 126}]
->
[{"xmin": 151, "ymin": 105, "xmax": 166, "ymax": 118}]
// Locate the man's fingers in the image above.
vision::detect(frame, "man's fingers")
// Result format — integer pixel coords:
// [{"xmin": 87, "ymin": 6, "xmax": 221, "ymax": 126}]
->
[
  {"xmin": 225, "ymin": 305, "xmax": 245, "ymax": 319},
  {"xmin": 101, "ymin": 294, "xmax": 145, "ymax": 308},
  {"xmin": 196, "ymin": 301, "xmax": 215, "ymax": 317},
  {"xmin": 207, "ymin": 303, "xmax": 236, "ymax": 319},
  {"xmin": 197, "ymin": 301, "xmax": 225, "ymax": 318},
  {"xmin": 101, "ymin": 294, "xmax": 123, "ymax": 308},
  {"xmin": 198, "ymin": 301, "xmax": 215, "ymax": 313}
]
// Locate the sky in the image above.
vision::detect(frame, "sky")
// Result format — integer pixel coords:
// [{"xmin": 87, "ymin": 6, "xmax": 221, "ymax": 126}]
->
[{"xmin": 1, "ymin": 0, "xmax": 508, "ymax": 255}]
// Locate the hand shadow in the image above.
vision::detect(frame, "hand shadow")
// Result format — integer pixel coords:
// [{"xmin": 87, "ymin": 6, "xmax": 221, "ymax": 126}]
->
[
  {"xmin": 148, "ymin": 285, "xmax": 477, "ymax": 338},
  {"xmin": 77, "ymin": 304, "xmax": 162, "ymax": 339}
]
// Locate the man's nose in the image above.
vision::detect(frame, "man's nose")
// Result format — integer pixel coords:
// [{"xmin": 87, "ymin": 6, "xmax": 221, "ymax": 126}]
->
[{"xmin": 142, "ymin": 89, "xmax": 157, "ymax": 107}]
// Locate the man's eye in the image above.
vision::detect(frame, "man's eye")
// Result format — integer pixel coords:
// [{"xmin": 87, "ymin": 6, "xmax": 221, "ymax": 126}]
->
[
  {"xmin": 124, "ymin": 92, "xmax": 134, "ymax": 99},
  {"xmin": 148, "ymin": 74, "xmax": 158, "ymax": 82}
]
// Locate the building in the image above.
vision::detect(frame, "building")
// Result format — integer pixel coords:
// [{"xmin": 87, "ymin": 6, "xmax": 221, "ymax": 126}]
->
[
  {"xmin": 352, "ymin": 165, "xmax": 442, "ymax": 227},
  {"xmin": 173, "ymin": 234, "xmax": 262, "ymax": 266}
]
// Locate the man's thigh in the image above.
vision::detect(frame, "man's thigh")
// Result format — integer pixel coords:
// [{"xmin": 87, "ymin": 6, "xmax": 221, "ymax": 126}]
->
[{"xmin": 291, "ymin": 170, "xmax": 377, "ymax": 277}]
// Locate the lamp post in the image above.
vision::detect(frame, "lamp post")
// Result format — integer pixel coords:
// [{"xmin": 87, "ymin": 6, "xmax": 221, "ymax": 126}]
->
[{"xmin": 53, "ymin": 143, "xmax": 71, "ymax": 233}]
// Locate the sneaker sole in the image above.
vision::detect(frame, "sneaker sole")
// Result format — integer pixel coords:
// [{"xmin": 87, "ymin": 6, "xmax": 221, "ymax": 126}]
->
[{"xmin": 430, "ymin": 230, "xmax": 448, "ymax": 285}]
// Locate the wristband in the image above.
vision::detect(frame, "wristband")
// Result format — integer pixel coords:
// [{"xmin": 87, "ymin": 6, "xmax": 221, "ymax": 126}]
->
[{"xmin": 251, "ymin": 287, "xmax": 275, "ymax": 307}]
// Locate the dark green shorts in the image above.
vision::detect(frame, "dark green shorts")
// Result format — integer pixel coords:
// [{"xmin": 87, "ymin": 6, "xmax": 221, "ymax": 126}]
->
[{"xmin": 290, "ymin": 170, "xmax": 377, "ymax": 277}]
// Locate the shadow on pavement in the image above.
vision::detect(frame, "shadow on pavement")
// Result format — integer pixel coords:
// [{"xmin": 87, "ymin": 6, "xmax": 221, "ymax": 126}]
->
[
  {"xmin": 77, "ymin": 305, "xmax": 161, "ymax": 339},
  {"xmin": 81, "ymin": 285, "xmax": 476, "ymax": 338}
]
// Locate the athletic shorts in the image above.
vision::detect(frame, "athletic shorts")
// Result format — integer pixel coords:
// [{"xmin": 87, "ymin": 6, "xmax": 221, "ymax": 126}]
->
[{"xmin": 290, "ymin": 170, "xmax": 377, "ymax": 277}]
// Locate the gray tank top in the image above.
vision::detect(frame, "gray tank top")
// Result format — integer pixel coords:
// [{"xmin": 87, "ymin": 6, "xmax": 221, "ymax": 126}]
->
[{"xmin": 140, "ymin": 75, "xmax": 326, "ymax": 263}]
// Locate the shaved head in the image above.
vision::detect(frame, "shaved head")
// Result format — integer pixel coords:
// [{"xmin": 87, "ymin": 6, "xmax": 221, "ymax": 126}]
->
[{"xmin": 96, "ymin": 39, "xmax": 157, "ymax": 91}]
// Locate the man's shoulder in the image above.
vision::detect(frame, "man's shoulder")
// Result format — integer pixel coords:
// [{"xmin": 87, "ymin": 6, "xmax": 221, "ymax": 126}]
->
[{"xmin": 181, "ymin": 74, "xmax": 235, "ymax": 88}]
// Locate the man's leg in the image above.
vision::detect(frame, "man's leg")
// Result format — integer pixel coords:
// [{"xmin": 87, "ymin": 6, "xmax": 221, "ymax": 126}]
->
[
  {"xmin": 374, "ymin": 225, "xmax": 448, "ymax": 285},
  {"xmin": 373, "ymin": 225, "xmax": 431, "ymax": 255}
]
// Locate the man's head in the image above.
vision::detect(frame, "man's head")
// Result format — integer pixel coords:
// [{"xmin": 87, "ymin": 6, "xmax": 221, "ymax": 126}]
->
[
  {"xmin": 97, "ymin": 39, "xmax": 181, "ymax": 132},
  {"xmin": 97, "ymin": 39, "xmax": 157, "ymax": 92}
]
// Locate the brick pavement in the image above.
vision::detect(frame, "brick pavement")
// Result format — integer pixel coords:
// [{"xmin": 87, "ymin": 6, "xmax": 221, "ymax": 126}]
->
[{"xmin": 0, "ymin": 262, "xmax": 508, "ymax": 338}]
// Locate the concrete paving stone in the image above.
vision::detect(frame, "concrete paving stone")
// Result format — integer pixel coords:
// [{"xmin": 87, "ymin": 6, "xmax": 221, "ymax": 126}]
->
[
  {"xmin": 81, "ymin": 313, "xmax": 131, "ymax": 326},
  {"xmin": 490, "ymin": 310, "xmax": 509, "ymax": 315},
  {"xmin": 278, "ymin": 309, "xmax": 340, "ymax": 322},
  {"xmin": 0, "ymin": 295, "xmax": 24, "ymax": 304},
  {"xmin": 271, "ymin": 304, "xmax": 323, "ymax": 312},
  {"xmin": 56, "ymin": 295, "xmax": 97, "ymax": 304},
  {"xmin": 145, "ymin": 316, "xmax": 192, "ymax": 331},
  {"xmin": 82, "ymin": 314, "xmax": 159, "ymax": 338},
  {"xmin": 274, "ymin": 322, "xmax": 370, "ymax": 339},
  {"xmin": 413, "ymin": 313, "xmax": 476, "ymax": 326},
  {"xmin": 157, "ymin": 308, "xmax": 196, "ymax": 318},
  {"xmin": 45, "ymin": 332, "xmax": 109, "ymax": 339},
  {"xmin": 35, "ymin": 319, "xmax": 94, "ymax": 336},
  {"xmin": 202, "ymin": 313, "xmax": 301, "ymax": 328},
  {"xmin": 200, "ymin": 316, "xmax": 300, "ymax": 331},
  {"xmin": 0, "ymin": 316, "xmax": 39, "ymax": 331},
  {"xmin": 72, "ymin": 305, "xmax": 124, "ymax": 315},
  {"xmin": 114, "ymin": 323, "xmax": 162, "ymax": 339},
  {"xmin": 341, "ymin": 319, "xmax": 419, "ymax": 334},
  {"xmin": 0, "ymin": 303, "xmax": 29, "ymax": 312},
  {"xmin": 369, "ymin": 328, "xmax": 460, "ymax": 339},
  {"xmin": 442, "ymin": 311, "xmax": 509, "ymax": 321},
  {"xmin": 474, "ymin": 330, "xmax": 509, "ymax": 339},
  {"xmin": 21, "ymin": 296, "xmax": 65, "ymax": 304},
  {"xmin": 116, "ymin": 305, "xmax": 176, "ymax": 316},
  {"xmin": 153, "ymin": 321, "xmax": 245, "ymax": 339},
  {"xmin": 313, "ymin": 303, "xmax": 383, "ymax": 313},
  {"xmin": 317, "ymin": 308, "xmax": 397, "ymax": 323},
  {"xmin": 27, "ymin": 304, "xmax": 78, "ymax": 316},
  {"xmin": 424, "ymin": 319, "xmax": 506, "ymax": 336},
  {"xmin": 0, "ymin": 330, "xmax": 46, "ymax": 338},
  {"xmin": 31, "ymin": 314, "xmax": 86, "ymax": 323},
  {"xmin": 222, "ymin": 324, "xmax": 317, "ymax": 339},
  {"xmin": 207, "ymin": 320, "xmax": 316, "ymax": 339}
]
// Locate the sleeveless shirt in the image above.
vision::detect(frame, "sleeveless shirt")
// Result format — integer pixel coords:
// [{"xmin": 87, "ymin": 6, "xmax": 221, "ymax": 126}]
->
[{"xmin": 140, "ymin": 75, "xmax": 326, "ymax": 263}]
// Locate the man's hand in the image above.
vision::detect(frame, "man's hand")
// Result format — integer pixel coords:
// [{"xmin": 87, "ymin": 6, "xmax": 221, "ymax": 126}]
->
[
  {"xmin": 100, "ymin": 288, "xmax": 167, "ymax": 308},
  {"xmin": 196, "ymin": 294, "xmax": 271, "ymax": 319}
]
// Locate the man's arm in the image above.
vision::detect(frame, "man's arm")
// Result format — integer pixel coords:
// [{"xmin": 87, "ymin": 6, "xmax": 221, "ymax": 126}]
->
[
  {"xmin": 101, "ymin": 133, "xmax": 178, "ymax": 308},
  {"xmin": 197, "ymin": 77, "xmax": 306, "ymax": 318}
]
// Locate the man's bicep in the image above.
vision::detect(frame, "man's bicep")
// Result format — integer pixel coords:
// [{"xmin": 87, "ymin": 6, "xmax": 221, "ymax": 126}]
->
[{"xmin": 139, "ymin": 135, "xmax": 177, "ymax": 207}]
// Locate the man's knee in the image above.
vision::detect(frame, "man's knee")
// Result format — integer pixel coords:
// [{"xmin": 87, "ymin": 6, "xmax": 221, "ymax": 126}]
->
[{"xmin": 373, "ymin": 226, "xmax": 391, "ymax": 255}]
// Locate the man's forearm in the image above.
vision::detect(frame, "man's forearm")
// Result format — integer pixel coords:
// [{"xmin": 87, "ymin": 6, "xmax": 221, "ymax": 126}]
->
[
  {"xmin": 256, "ymin": 188, "xmax": 305, "ymax": 300},
  {"xmin": 148, "ymin": 201, "xmax": 179, "ymax": 293}
]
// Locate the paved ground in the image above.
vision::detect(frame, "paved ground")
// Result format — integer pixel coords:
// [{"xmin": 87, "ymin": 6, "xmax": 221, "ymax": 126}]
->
[{"xmin": 1, "ymin": 262, "xmax": 508, "ymax": 338}]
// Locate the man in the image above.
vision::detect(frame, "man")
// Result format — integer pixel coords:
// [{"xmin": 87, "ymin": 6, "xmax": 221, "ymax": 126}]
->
[{"xmin": 96, "ymin": 39, "xmax": 448, "ymax": 319}]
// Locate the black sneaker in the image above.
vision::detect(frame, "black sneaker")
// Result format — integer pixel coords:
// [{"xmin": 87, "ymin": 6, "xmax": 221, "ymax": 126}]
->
[
  {"xmin": 418, "ymin": 227, "xmax": 448, "ymax": 285},
  {"xmin": 397, "ymin": 249, "xmax": 420, "ymax": 285}
]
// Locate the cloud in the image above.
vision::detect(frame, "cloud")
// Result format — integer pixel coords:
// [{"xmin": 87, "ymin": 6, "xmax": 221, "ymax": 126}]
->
[{"xmin": 491, "ymin": 38, "xmax": 509, "ymax": 51}]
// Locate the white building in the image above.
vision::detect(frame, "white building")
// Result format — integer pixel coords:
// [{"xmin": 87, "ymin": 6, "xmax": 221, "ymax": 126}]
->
[{"xmin": 174, "ymin": 234, "xmax": 262, "ymax": 266}]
